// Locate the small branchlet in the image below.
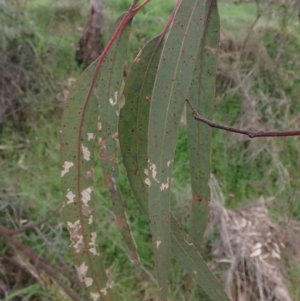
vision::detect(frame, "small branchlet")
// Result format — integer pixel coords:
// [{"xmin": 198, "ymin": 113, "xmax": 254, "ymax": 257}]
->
[{"xmin": 186, "ymin": 98, "xmax": 300, "ymax": 138}]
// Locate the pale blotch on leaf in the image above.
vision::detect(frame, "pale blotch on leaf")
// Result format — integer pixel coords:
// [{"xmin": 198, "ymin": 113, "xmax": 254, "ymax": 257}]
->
[
  {"xmin": 75, "ymin": 262, "xmax": 93, "ymax": 287},
  {"xmin": 73, "ymin": 235, "xmax": 84, "ymax": 253},
  {"xmin": 88, "ymin": 215, "xmax": 93, "ymax": 225},
  {"xmin": 82, "ymin": 205, "xmax": 93, "ymax": 216},
  {"xmin": 85, "ymin": 168, "xmax": 94, "ymax": 179},
  {"xmin": 111, "ymin": 132, "xmax": 118, "ymax": 141},
  {"xmin": 67, "ymin": 220, "xmax": 80, "ymax": 229},
  {"xmin": 160, "ymin": 177, "xmax": 170, "ymax": 191},
  {"xmin": 90, "ymin": 293, "xmax": 100, "ymax": 301},
  {"xmin": 67, "ymin": 220, "xmax": 83, "ymax": 253},
  {"xmin": 81, "ymin": 186, "xmax": 93, "ymax": 206},
  {"xmin": 156, "ymin": 240, "xmax": 162, "ymax": 249},
  {"xmin": 149, "ymin": 162, "xmax": 157, "ymax": 180},
  {"xmin": 61, "ymin": 161, "xmax": 74, "ymax": 177},
  {"xmin": 109, "ymin": 91, "xmax": 118, "ymax": 106},
  {"xmin": 167, "ymin": 160, "xmax": 173, "ymax": 167},
  {"xmin": 66, "ymin": 189, "xmax": 76, "ymax": 204},
  {"xmin": 87, "ymin": 133, "xmax": 95, "ymax": 141},
  {"xmin": 111, "ymin": 177, "xmax": 117, "ymax": 191},
  {"xmin": 144, "ymin": 178, "xmax": 151, "ymax": 187},
  {"xmin": 81, "ymin": 144, "xmax": 91, "ymax": 161},
  {"xmin": 109, "ymin": 98, "xmax": 115, "ymax": 106},
  {"xmin": 134, "ymin": 49, "xmax": 142, "ymax": 64},
  {"xmin": 100, "ymin": 281, "xmax": 114, "ymax": 296},
  {"xmin": 144, "ymin": 168, "xmax": 149, "ymax": 176},
  {"xmin": 204, "ymin": 44, "xmax": 217, "ymax": 54},
  {"xmin": 89, "ymin": 232, "xmax": 99, "ymax": 255},
  {"xmin": 97, "ymin": 121, "xmax": 102, "ymax": 131}
]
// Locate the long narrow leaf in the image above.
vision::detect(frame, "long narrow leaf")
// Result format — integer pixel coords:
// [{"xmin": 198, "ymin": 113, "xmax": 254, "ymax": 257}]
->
[
  {"xmin": 61, "ymin": 59, "xmax": 114, "ymax": 301},
  {"xmin": 147, "ymin": 0, "xmax": 207, "ymax": 298},
  {"xmin": 94, "ymin": 17, "xmax": 140, "ymax": 265},
  {"xmin": 61, "ymin": 14, "xmax": 137, "ymax": 301},
  {"xmin": 170, "ymin": 217, "xmax": 230, "ymax": 301},
  {"xmin": 187, "ymin": 0, "xmax": 220, "ymax": 249},
  {"xmin": 119, "ymin": 34, "xmax": 230, "ymax": 301},
  {"xmin": 120, "ymin": 35, "xmax": 164, "ymax": 215}
]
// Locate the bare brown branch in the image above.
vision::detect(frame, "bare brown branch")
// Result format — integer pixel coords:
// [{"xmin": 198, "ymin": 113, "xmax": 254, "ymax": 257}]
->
[{"xmin": 186, "ymin": 99, "xmax": 300, "ymax": 138}]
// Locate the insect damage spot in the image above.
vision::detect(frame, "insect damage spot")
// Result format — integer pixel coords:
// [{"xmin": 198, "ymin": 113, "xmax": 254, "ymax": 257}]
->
[
  {"xmin": 144, "ymin": 178, "xmax": 151, "ymax": 187},
  {"xmin": 144, "ymin": 169, "xmax": 149, "ymax": 176},
  {"xmin": 89, "ymin": 232, "xmax": 99, "ymax": 255},
  {"xmin": 100, "ymin": 281, "xmax": 114, "ymax": 296},
  {"xmin": 85, "ymin": 168, "xmax": 94, "ymax": 178},
  {"xmin": 81, "ymin": 144, "xmax": 91, "ymax": 161},
  {"xmin": 88, "ymin": 215, "xmax": 93, "ymax": 224},
  {"xmin": 156, "ymin": 240, "xmax": 162, "ymax": 248},
  {"xmin": 111, "ymin": 177, "xmax": 117, "ymax": 191},
  {"xmin": 87, "ymin": 133, "xmax": 95, "ymax": 141},
  {"xmin": 111, "ymin": 132, "xmax": 118, "ymax": 141},
  {"xmin": 167, "ymin": 160, "xmax": 173, "ymax": 167},
  {"xmin": 99, "ymin": 138, "xmax": 107, "ymax": 158},
  {"xmin": 108, "ymin": 154, "xmax": 118, "ymax": 163},
  {"xmin": 115, "ymin": 215, "xmax": 128, "ymax": 229},
  {"xmin": 97, "ymin": 121, "xmax": 102, "ymax": 131},
  {"xmin": 149, "ymin": 162, "xmax": 158, "ymax": 180},
  {"xmin": 82, "ymin": 205, "xmax": 93, "ymax": 216},
  {"xmin": 192, "ymin": 194, "xmax": 209, "ymax": 205},
  {"xmin": 75, "ymin": 262, "xmax": 93, "ymax": 287},
  {"xmin": 81, "ymin": 186, "xmax": 94, "ymax": 206},
  {"xmin": 67, "ymin": 220, "xmax": 80, "ymax": 228},
  {"xmin": 109, "ymin": 91, "xmax": 118, "ymax": 106},
  {"xmin": 205, "ymin": 44, "xmax": 217, "ymax": 54},
  {"xmin": 160, "ymin": 177, "xmax": 170, "ymax": 191},
  {"xmin": 61, "ymin": 161, "xmax": 74, "ymax": 177},
  {"xmin": 90, "ymin": 293, "xmax": 100, "ymax": 301},
  {"xmin": 67, "ymin": 220, "xmax": 83, "ymax": 253},
  {"xmin": 66, "ymin": 189, "xmax": 76, "ymax": 204},
  {"xmin": 134, "ymin": 49, "xmax": 142, "ymax": 64}
]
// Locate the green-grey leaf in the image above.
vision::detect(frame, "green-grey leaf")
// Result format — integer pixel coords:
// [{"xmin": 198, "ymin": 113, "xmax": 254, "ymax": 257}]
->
[
  {"xmin": 147, "ymin": 0, "xmax": 207, "ymax": 298},
  {"xmin": 61, "ymin": 14, "xmax": 137, "ymax": 301},
  {"xmin": 119, "ymin": 28, "xmax": 229, "ymax": 301},
  {"xmin": 61, "ymin": 56, "xmax": 114, "ymax": 301},
  {"xmin": 94, "ymin": 17, "xmax": 140, "ymax": 265},
  {"xmin": 171, "ymin": 215, "xmax": 230, "ymax": 301},
  {"xmin": 120, "ymin": 34, "xmax": 164, "ymax": 216},
  {"xmin": 187, "ymin": 0, "xmax": 220, "ymax": 250}
]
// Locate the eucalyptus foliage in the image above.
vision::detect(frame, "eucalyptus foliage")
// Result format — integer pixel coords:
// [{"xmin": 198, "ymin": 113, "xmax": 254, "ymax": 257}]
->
[{"xmin": 61, "ymin": 0, "xmax": 230, "ymax": 300}]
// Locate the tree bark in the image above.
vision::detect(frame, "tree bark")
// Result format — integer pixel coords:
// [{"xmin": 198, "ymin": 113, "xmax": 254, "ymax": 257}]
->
[{"xmin": 76, "ymin": 0, "xmax": 104, "ymax": 65}]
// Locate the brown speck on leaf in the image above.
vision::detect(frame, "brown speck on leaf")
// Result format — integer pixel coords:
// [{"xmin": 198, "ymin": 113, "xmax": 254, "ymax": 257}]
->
[
  {"xmin": 99, "ymin": 137, "xmax": 107, "ymax": 158},
  {"xmin": 192, "ymin": 194, "xmax": 209, "ymax": 205},
  {"xmin": 103, "ymin": 173, "xmax": 112, "ymax": 187},
  {"xmin": 108, "ymin": 154, "xmax": 118, "ymax": 163},
  {"xmin": 115, "ymin": 215, "xmax": 127, "ymax": 229}
]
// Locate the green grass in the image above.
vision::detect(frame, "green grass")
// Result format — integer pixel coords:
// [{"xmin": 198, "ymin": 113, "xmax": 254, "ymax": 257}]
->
[{"xmin": 1, "ymin": 0, "xmax": 300, "ymax": 300}]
